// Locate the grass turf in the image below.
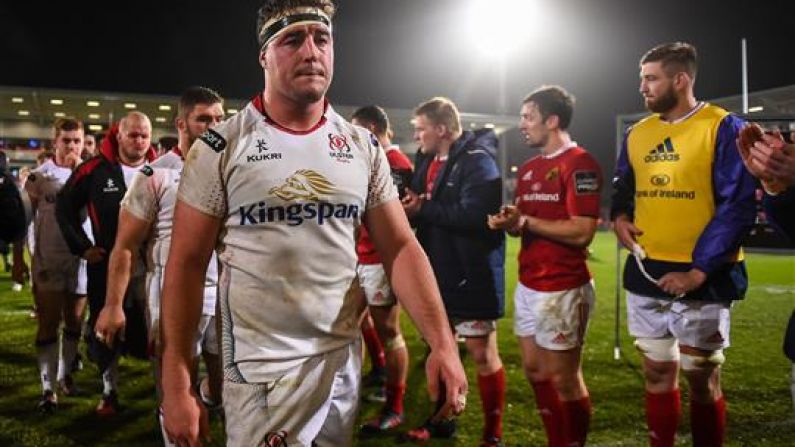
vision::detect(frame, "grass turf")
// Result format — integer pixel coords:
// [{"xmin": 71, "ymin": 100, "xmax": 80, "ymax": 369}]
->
[{"xmin": 0, "ymin": 232, "xmax": 792, "ymax": 446}]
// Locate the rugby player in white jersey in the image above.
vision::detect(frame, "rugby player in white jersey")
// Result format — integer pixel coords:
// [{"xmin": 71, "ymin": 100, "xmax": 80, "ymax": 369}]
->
[
  {"xmin": 94, "ymin": 87, "xmax": 225, "ymax": 444},
  {"xmin": 25, "ymin": 118, "xmax": 90, "ymax": 413},
  {"xmin": 159, "ymin": 1, "xmax": 467, "ymax": 446}
]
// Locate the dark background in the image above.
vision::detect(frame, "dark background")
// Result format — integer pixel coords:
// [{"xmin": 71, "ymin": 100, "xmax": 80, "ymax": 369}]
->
[{"xmin": 2, "ymin": 0, "xmax": 795, "ymax": 174}]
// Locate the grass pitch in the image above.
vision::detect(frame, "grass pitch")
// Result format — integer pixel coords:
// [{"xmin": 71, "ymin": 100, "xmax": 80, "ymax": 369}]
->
[{"xmin": 0, "ymin": 232, "xmax": 793, "ymax": 446}]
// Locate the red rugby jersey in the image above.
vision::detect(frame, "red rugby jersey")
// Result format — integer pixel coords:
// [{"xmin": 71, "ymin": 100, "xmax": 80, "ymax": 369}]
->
[
  {"xmin": 357, "ymin": 147, "xmax": 414, "ymax": 264},
  {"xmin": 515, "ymin": 146, "xmax": 602, "ymax": 291}
]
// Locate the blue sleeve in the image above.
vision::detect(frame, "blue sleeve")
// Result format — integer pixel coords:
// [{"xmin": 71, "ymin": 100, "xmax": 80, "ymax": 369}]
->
[
  {"xmin": 692, "ymin": 115, "xmax": 757, "ymax": 273},
  {"xmin": 417, "ymin": 151, "xmax": 501, "ymax": 230},
  {"xmin": 610, "ymin": 131, "xmax": 635, "ymax": 220}
]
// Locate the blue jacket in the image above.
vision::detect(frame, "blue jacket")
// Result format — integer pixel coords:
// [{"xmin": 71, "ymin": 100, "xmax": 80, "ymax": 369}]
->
[{"xmin": 410, "ymin": 129, "xmax": 505, "ymax": 320}]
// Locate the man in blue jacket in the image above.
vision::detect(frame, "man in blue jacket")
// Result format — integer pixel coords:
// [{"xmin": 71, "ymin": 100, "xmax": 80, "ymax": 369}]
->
[{"xmin": 402, "ymin": 97, "xmax": 505, "ymax": 447}]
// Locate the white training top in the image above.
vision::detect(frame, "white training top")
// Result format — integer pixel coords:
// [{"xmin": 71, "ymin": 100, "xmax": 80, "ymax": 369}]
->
[
  {"xmin": 121, "ymin": 149, "xmax": 218, "ymax": 316},
  {"xmin": 178, "ymin": 99, "xmax": 396, "ymax": 382}
]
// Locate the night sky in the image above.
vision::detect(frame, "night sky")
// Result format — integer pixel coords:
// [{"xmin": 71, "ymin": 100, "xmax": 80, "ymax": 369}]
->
[{"xmin": 3, "ymin": 0, "xmax": 795, "ymax": 175}]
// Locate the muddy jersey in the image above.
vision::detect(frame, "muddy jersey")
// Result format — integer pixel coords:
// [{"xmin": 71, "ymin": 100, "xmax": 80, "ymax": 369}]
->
[
  {"xmin": 121, "ymin": 149, "xmax": 217, "ymax": 316},
  {"xmin": 515, "ymin": 145, "xmax": 602, "ymax": 291},
  {"xmin": 178, "ymin": 97, "xmax": 397, "ymax": 382},
  {"xmin": 26, "ymin": 160, "xmax": 84, "ymax": 264}
]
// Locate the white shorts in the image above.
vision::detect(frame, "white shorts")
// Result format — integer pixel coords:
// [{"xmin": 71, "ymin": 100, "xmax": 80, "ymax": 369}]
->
[
  {"xmin": 32, "ymin": 254, "xmax": 81, "ymax": 294},
  {"xmin": 74, "ymin": 259, "xmax": 88, "ymax": 295},
  {"xmin": 223, "ymin": 340, "xmax": 361, "ymax": 447},
  {"xmin": 627, "ymin": 292, "xmax": 731, "ymax": 350},
  {"xmin": 514, "ymin": 281, "xmax": 595, "ymax": 350},
  {"xmin": 147, "ymin": 268, "xmax": 218, "ymax": 357},
  {"xmin": 196, "ymin": 315, "xmax": 218, "ymax": 356},
  {"xmin": 451, "ymin": 319, "xmax": 498, "ymax": 337},
  {"xmin": 356, "ymin": 263, "xmax": 395, "ymax": 306}
]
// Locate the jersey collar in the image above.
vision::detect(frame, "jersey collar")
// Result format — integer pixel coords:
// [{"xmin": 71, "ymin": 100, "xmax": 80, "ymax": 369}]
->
[{"xmin": 251, "ymin": 92, "xmax": 329, "ymax": 135}]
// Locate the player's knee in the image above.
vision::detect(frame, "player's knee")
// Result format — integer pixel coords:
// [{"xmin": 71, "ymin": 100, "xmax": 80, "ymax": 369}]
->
[
  {"xmin": 634, "ymin": 337, "xmax": 679, "ymax": 363},
  {"xmin": 383, "ymin": 334, "xmax": 406, "ymax": 353},
  {"xmin": 522, "ymin": 358, "xmax": 544, "ymax": 382},
  {"xmin": 549, "ymin": 371, "xmax": 582, "ymax": 399},
  {"xmin": 680, "ymin": 350, "xmax": 725, "ymax": 372}
]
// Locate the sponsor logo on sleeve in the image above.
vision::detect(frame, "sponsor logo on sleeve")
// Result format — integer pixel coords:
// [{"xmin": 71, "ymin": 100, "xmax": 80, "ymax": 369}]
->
[
  {"xmin": 574, "ymin": 170, "xmax": 599, "ymax": 195},
  {"xmin": 199, "ymin": 129, "xmax": 226, "ymax": 153}
]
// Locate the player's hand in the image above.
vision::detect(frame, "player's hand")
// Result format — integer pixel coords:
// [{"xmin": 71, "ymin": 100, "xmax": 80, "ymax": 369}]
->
[
  {"xmin": 83, "ymin": 246, "xmax": 107, "ymax": 264},
  {"xmin": 162, "ymin": 389, "xmax": 210, "ymax": 447},
  {"xmin": 487, "ymin": 205, "xmax": 523, "ymax": 234},
  {"xmin": 658, "ymin": 269, "xmax": 706, "ymax": 297},
  {"xmin": 612, "ymin": 214, "xmax": 642, "ymax": 250},
  {"xmin": 425, "ymin": 346, "xmax": 468, "ymax": 421},
  {"xmin": 94, "ymin": 305, "xmax": 126, "ymax": 347},
  {"xmin": 401, "ymin": 188, "xmax": 424, "ymax": 217},
  {"xmin": 750, "ymin": 133, "xmax": 795, "ymax": 189}
]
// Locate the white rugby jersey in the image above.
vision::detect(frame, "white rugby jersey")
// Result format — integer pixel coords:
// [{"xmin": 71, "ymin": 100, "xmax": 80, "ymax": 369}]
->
[
  {"xmin": 121, "ymin": 149, "xmax": 218, "ymax": 316},
  {"xmin": 178, "ymin": 97, "xmax": 397, "ymax": 382},
  {"xmin": 26, "ymin": 160, "xmax": 85, "ymax": 263}
]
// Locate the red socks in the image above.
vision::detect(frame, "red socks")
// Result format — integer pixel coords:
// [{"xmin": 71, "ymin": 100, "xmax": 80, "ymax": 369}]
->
[
  {"xmin": 478, "ymin": 368, "xmax": 506, "ymax": 440},
  {"xmin": 361, "ymin": 323, "xmax": 385, "ymax": 370},
  {"xmin": 646, "ymin": 389, "xmax": 681, "ymax": 447},
  {"xmin": 531, "ymin": 380, "xmax": 566, "ymax": 447},
  {"xmin": 690, "ymin": 396, "xmax": 726, "ymax": 447},
  {"xmin": 386, "ymin": 383, "xmax": 406, "ymax": 415},
  {"xmin": 562, "ymin": 396, "xmax": 592, "ymax": 447}
]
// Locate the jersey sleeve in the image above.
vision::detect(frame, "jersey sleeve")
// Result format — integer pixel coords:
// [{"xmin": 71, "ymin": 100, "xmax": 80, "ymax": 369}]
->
[
  {"xmin": 691, "ymin": 114, "xmax": 757, "ymax": 273},
  {"xmin": 56, "ymin": 159, "xmax": 99, "ymax": 257},
  {"xmin": 564, "ymin": 151, "xmax": 602, "ymax": 218},
  {"xmin": 121, "ymin": 168, "xmax": 159, "ymax": 222},
  {"xmin": 365, "ymin": 133, "xmax": 398, "ymax": 210},
  {"xmin": 610, "ymin": 130, "xmax": 635, "ymax": 220},
  {"xmin": 177, "ymin": 130, "xmax": 228, "ymax": 218}
]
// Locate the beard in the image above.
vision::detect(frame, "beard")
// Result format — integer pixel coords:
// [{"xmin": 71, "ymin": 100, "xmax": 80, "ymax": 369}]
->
[
  {"xmin": 524, "ymin": 132, "xmax": 548, "ymax": 149},
  {"xmin": 645, "ymin": 87, "xmax": 678, "ymax": 114},
  {"xmin": 119, "ymin": 145, "xmax": 147, "ymax": 164}
]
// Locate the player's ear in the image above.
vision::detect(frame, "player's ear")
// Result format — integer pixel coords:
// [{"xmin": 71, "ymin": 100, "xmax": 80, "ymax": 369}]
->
[
  {"xmin": 259, "ymin": 49, "xmax": 267, "ymax": 69},
  {"xmin": 545, "ymin": 114, "xmax": 560, "ymax": 131},
  {"xmin": 175, "ymin": 116, "xmax": 186, "ymax": 133},
  {"xmin": 673, "ymin": 71, "xmax": 690, "ymax": 90}
]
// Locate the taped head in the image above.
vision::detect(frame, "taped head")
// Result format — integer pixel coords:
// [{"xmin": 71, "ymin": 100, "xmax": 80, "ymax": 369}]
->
[{"xmin": 256, "ymin": 1, "xmax": 336, "ymax": 51}]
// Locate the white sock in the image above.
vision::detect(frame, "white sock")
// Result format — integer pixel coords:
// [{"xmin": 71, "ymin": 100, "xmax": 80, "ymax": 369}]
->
[
  {"xmin": 102, "ymin": 357, "xmax": 119, "ymax": 395},
  {"xmin": 158, "ymin": 407, "xmax": 176, "ymax": 447},
  {"xmin": 36, "ymin": 340, "xmax": 59, "ymax": 393},
  {"xmin": 58, "ymin": 329, "xmax": 80, "ymax": 381}
]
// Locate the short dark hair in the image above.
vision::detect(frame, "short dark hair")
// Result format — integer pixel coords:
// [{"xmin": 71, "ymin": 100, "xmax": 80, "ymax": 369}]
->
[
  {"xmin": 53, "ymin": 117, "xmax": 83, "ymax": 138},
  {"xmin": 256, "ymin": 0, "xmax": 336, "ymax": 50},
  {"xmin": 351, "ymin": 105, "xmax": 390, "ymax": 136},
  {"xmin": 178, "ymin": 86, "xmax": 223, "ymax": 121},
  {"xmin": 159, "ymin": 136, "xmax": 179, "ymax": 150},
  {"xmin": 523, "ymin": 85, "xmax": 575, "ymax": 131},
  {"xmin": 640, "ymin": 42, "xmax": 698, "ymax": 79}
]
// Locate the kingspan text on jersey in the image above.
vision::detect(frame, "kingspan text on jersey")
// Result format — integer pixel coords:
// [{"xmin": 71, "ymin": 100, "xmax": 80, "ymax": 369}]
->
[{"xmin": 238, "ymin": 201, "xmax": 359, "ymax": 226}]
